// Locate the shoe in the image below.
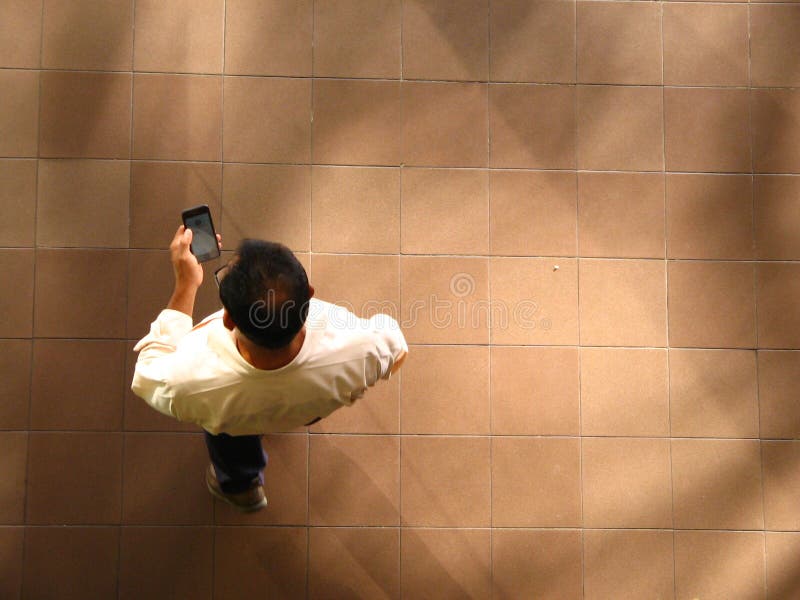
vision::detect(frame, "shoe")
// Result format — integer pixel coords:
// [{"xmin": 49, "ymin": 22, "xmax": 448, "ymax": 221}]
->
[{"xmin": 205, "ymin": 464, "xmax": 268, "ymax": 513}]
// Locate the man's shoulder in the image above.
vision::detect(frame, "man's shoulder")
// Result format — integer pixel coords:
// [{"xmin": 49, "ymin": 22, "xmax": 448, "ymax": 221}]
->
[{"xmin": 305, "ymin": 299, "xmax": 394, "ymax": 352}]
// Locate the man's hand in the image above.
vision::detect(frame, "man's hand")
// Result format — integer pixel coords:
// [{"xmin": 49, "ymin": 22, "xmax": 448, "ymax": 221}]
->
[
  {"xmin": 167, "ymin": 225, "xmax": 222, "ymax": 317},
  {"xmin": 170, "ymin": 226, "xmax": 203, "ymax": 289}
]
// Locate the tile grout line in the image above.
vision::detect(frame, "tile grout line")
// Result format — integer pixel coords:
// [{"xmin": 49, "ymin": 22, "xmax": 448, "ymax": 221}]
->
[
  {"xmin": 117, "ymin": 1, "xmax": 137, "ymax": 598},
  {"xmin": 573, "ymin": 0, "xmax": 586, "ymax": 594},
  {"xmin": 657, "ymin": 0, "xmax": 680, "ymax": 594},
  {"xmin": 16, "ymin": 65, "xmax": 800, "ymax": 89},
  {"xmin": 307, "ymin": 3, "xmax": 315, "ymax": 597},
  {"xmin": 485, "ymin": 1, "xmax": 493, "ymax": 597},
  {"xmin": 25, "ymin": 155, "xmax": 800, "ymax": 179},
  {"xmin": 748, "ymin": 3, "xmax": 769, "ymax": 595},
  {"xmin": 210, "ymin": 2, "xmax": 228, "ymax": 598},
  {"xmin": 398, "ymin": 1, "xmax": 405, "ymax": 595},
  {"xmin": 5, "ymin": 429, "xmax": 796, "ymax": 441},
  {"xmin": 20, "ymin": 1, "xmax": 48, "ymax": 597},
  {"xmin": 20, "ymin": 523, "xmax": 796, "ymax": 533}
]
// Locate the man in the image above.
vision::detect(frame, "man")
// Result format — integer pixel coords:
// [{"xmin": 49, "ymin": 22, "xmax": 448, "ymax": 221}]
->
[{"xmin": 131, "ymin": 226, "xmax": 408, "ymax": 512}]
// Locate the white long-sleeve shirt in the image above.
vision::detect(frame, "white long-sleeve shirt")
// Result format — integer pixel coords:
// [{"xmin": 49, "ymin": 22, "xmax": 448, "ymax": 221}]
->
[{"xmin": 131, "ymin": 299, "xmax": 408, "ymax": 435}]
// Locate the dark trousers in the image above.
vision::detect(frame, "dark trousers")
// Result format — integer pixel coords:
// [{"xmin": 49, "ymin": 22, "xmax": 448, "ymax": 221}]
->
[{"xmin": 203, "ymin": 431, "xmax": 268, "ymax": 494}]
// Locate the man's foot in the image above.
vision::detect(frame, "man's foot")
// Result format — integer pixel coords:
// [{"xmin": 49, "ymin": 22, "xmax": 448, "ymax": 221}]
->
[{"xmin": 205, "ymin": 464, "xmax": 267, "ymax": 513}]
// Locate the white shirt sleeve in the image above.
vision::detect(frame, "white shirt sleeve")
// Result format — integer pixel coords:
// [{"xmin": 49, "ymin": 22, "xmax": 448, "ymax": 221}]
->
[
  {"xmin": 130, "ymin": 309, "xmax": 194, "ymax": 418},
  {"xmin": 368, "ymin": 313, "xmax": 409, "ymax": 381}
]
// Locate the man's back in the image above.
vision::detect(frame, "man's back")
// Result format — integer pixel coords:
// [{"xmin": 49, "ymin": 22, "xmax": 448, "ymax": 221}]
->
[{"xmin": 132, "ymin": 298, "xmax": 407, "ymax": 435}]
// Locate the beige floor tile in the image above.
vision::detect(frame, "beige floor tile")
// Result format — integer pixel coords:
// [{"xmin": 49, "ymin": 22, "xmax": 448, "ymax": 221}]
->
[
  {"xmin": 0, "ymin": 250, "xmax": 34, "ymax": 338},
  {"xmin": 675, "ymin": 531, "xmax": 765, "ymax": 600},
  {"xmin": 490, "ymin": 84, "xmax": 576, "ymax": 169},
  {"xmin": 27, "ymin": 432, "xmax": 123, "ymax": 525},
  {"xmin": 130, "ymin": 162, "xmax": 222, "ymax": 250},
  {"xmin": 582, "ymin": 437, "xmax": 672, "ymax": 528},
  {"xmin": 402, "ymin": 0, "xmax": 488, "ymax": 81},
  {"xmin": 763, "ymin": 441, "xmax": 800, "ymax": 531},
  {"xmin": 670, "ymin": 349, "xmax": 758, "ymax": 438},
  {"xmin": 577, "ymin": 1, "xmax": 662, "ymax": 85},
  {"xmin": 578, "ymin": 172, "xmax": 665, "ymax": 259},
  {"xmin": 663, "ymin": 3, "xmax": 748, "ymax": 86},
  {"xmin": 31, "ymin": 340, "xmax": 125, "ymax": 431},
  {"xmin": 667, "ymin": 174, "xmax": 754, "ymax": 260},
  {"xmin": 225, "ymin": 0, "xmax": 311, "ymax": 76},
  {"xmin": 133, "ymin": 74, "xmax": 221, "ymax": 162},
  {"xmin": 0, "ymin": 160, "xmax": 36, "ymax": 247},
  {"xmin": 581, "ymin": 348, "xmax": 669, "ymax": 437},
  {"xmin": 314, "ymin": 0, "xmax": 400, "ymax": 78},
  {"xmin": 668, "ymin": 260, "xmax": 756, "ymax": 349},
  {"xmin": 309, "ymin": 434, "xmax": 399, "ymax": 526},
  {"xmin": 0, "ymin": 527, "xmax": 23, "ymax": 599},
  {"xmin": 224, "ymin": 76, "xmax": 310, "ymax": 164},
  {"xmin": 0, "ymin": 71, "xmax": 38, "ymax": 158},
  {"xmin": 0, "ymin": 433, "xmax": 26, "ymax": 525},
  {"xmin": 23, "ymin": 527, "xmax": 119, "ymax": 600},
  {"xmin": 42, "ymin": 0, "xmax": 133, "ymax": 71},
  {"xmin": 672, "ymin": 439, "xmax": 764, "ymax": 530},
  {"xmin": 756, "ymin": 176, "xmax": 800, "ymax": 260},
  {"xmin": 222, "ymin": 164, "xmax": 310, "ymax": 252},
  {"xmin": 751, "ymin": 5, "xmax": 800, "ymax": 88},
  {"xmin": 401, "ymin": 345, "xmax": 490, "ymax": 434},
  {"xmin": 490, "ymin": 170, "xmax": 577, "ymax": 257},
  {"xmin": 313, "ymin": 80, "xmax": 401, "ymax": 166},
  {"xmin": 766, "ymin": 532, "xmax": 800, "ymax": 600},
  {"xmin": 758, "ymin": 351, "xmax": 800, "ymax": 440},
  {"xmin": 311, "ymin": 166, "xmax": 399, "ymax": 253},
  {"xmin": 35, "ymin": 249, "xmax": 126, "ymax": 338},
  {"xmin": 310, "ymin": 254, "xmax": 400, "ymax": 317},
  {"xmin": 214, "ymin": 527, "xmax": 306, "ymax": 600},
  {"xmin": 492, "ymin": 437, "xmax": 581, "ymax": 527},
  {"xmin": 400, "ymin": 256, "xmax": 489, "ymax": 344},
  {"xmin": 492, "ymin": 529, "xmax": 582, "ymax": 600},
  {"xmin": 752, "ymin": 89, "xmax": 800, "ymax": 174},
  {"xmin": 401, "ymin": 436, "xmax": 490, "ymax": 527},
  {"xmin": 0, "ymin": 0, "xmax": 41, "ymax": 68},
  {"xmin": 584, "ymin": 530, "xmax": 674, "ymax": 600},
  {"xmin": 119, "ymin": 527, "xmax": 213, "ymax": 600},
  {"xmin": 0, "ymin": 341, "xmax": 31, "ymax": 430},
  {"xmin": 579, "ymin": 259, "xmax": 667, "ymax": 347},
  {"xmin": 577, "ymin": 85, "xmax": 663, "ymax": 171},
  {"xmin": 309, "ymin": 528, "xmax": 399, "ymax": 599},
  {"xmin": 491, "ymin": 346, "xmax": 580, "ymax": 435},
  {"xmin": 37, "ymin": 159, "xmax": 129, "ymax": 248},
  {"xmin": 121, "ymin": 433, "xmax": 212, "ymax": 525},
  {"xmin": 134, "ymin": 0, "xmax": 223, "ymax": 74},
  {"xmin": 491, "ymin": 257, "xmax": 578, "ymax": 345},
  {"xmin": 403, "ymin": 82, "xmax": 488, "ymax": 167},
  {"xmin": 401, "ymin": 529, "xmax": 490, "ymax": 600},
  {"xmin": 665, "ymin": 87, "xmax": 751, "ymax": 173},
  {"xmin": 401, "ymin": 168, "xmax": 488, "ymax": 254},
  {"xmin": 757, "ymin": 263, "xmax": 800, "ymax": 349},
  {"xmin": 490, "ymin": 0, "xmax": 575, "ymax": 84}
]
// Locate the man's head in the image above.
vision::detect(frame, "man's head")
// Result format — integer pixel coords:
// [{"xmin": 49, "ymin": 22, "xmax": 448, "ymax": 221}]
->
[{"xmin": 218, "ymin": 240, "xmax": 312, "ymax": 350}]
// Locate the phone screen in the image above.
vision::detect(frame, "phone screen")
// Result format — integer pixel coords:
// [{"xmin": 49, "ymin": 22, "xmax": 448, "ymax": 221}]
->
[{"xmin": 184, "ymin": 209, "xmax": 219, "ymax": 262}]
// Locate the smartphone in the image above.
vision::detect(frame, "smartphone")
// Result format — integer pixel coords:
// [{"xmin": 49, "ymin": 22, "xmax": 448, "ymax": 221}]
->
[{"xmin": 181, "ymin": 205, "xmax": 221, "ymax": 263}]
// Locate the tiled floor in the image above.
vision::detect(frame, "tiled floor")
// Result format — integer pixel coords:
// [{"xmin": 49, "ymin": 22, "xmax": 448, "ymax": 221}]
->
[{"xmin": 2, "ymin": 0, "xmax": 800, "ymax": 598}]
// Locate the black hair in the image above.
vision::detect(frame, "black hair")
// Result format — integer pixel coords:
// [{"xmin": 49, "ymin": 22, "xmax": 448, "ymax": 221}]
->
[{"xmin": 218, "ymin": 239, "xmax": 310, "ymax": 350}]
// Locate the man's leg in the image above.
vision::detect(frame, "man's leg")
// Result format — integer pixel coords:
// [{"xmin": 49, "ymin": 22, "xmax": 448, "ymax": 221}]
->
[{"xmin": 203, "ymin": 431, "xmax": 268, "ymax": 493}]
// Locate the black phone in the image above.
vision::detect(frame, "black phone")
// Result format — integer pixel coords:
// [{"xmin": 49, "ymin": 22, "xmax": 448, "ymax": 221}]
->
[{"xmin": 181, "ymin": 204, "xmax": 221, "ymax": 263}]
